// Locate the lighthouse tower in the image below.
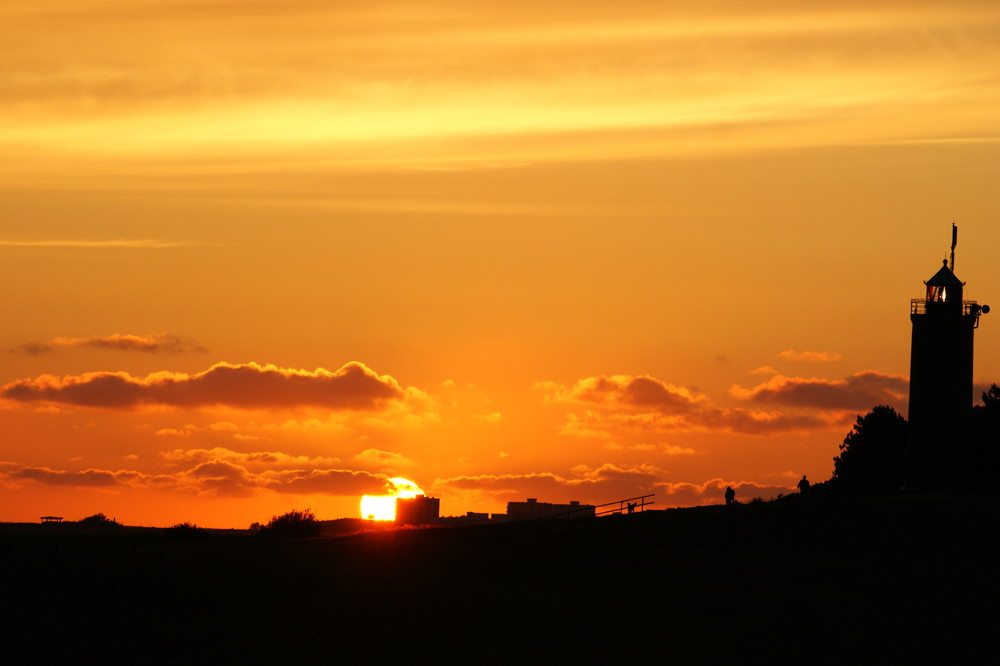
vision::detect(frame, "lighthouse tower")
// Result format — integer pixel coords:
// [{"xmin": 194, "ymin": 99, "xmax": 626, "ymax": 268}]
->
[{"xmin": 904, "ymin": 225, "xmax": 989, "ymax": 490}]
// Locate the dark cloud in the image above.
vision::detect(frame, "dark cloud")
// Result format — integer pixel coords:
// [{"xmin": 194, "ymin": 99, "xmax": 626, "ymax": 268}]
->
[
  {"xmin": 9, "ymin": 333, "xmax": 206, "ymax": 355},
  {"xmin": 558, "ymin": 404, "xmax": 829, "ymax": 437},
  {"xmin": 731, "ymin": 371, "xmax": 908, "ymax": 410},
  {"xmin": 1, "ymin": 361, "xmax": 407, "ymax": 410},
  {"xmin": 696, "ymin": 407, "xmax": 830, "ymax": 435}
]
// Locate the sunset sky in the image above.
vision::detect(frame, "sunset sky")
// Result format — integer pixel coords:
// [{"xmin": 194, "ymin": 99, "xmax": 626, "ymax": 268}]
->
[{"xmin": 3, "ymin": 0, "xmax": 1000, "ymax": 528}]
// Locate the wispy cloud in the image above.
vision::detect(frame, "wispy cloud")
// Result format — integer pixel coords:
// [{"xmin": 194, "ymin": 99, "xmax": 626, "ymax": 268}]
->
[
  {"xmin": 779, "ymin": 350, "xmax": 844, "ymax": 362},
  {"xmin": 5, "ymin": 0, "xmax": 999, "ymax": 174},
  {"xmin": 0, "ymin": 239, "xmax": 197, "ymax": 248},
  {"xmin": 351, "ymin": 448, "xmax": 415, "ymax": 471}
]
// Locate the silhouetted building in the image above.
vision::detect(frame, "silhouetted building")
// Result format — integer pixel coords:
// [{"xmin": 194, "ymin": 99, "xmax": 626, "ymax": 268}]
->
[
  {"xmin": 395, "ymin": 495, "xmax": 440, "ymax": 525},
  {"xmin": 436, "ymin": 512, "xmax": 495, "ymax": 527},
  {"xmin": 905, "ymin": 226, "xmax": 989, "ymax": 489},
  {"xmin": 505, "ymin": 498, "xmax": 595, "ymax": 521}
]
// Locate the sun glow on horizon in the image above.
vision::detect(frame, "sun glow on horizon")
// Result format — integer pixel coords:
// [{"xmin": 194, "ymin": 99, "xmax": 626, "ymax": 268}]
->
[{"xmin": 360, "ymin": 477, "xmax": 424, "ymax": 521}]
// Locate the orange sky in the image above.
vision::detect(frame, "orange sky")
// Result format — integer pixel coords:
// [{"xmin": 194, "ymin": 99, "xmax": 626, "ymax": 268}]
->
[{"xmin": 3, "ymin": 0, "xmax": 1000, "ymax": 527}]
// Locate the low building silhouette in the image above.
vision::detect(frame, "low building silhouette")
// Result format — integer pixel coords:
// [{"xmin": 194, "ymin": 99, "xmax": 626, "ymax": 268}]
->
[
  {"xmin": 437, "ymin": 511, "xmax": 496, "ymax": 527},
  {"xmin": 506, "ymin": 498, "xmax": 595, "ymax": 521},
  {"xmin": 395, "ymin": 495, "xmax": 440, "ymax": 525}
]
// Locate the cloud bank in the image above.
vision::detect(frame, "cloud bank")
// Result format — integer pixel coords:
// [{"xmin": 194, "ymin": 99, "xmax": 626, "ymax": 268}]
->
[
  {"xmin": 1, "ymin": 460, "xmax": 391, "ymax": 498},
  {"xmin": 1, "ymin": 361, "xmax": 409, "ymax": 410},
  {"xmin": 540, "ymin": 373, "xmax": 833, "ymax": 436}
]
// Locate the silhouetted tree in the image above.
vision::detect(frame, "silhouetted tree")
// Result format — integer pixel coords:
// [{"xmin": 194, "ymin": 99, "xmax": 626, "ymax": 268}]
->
[
  {"xmin": 258, "ymin": 509, "xmax": 321, "ymax": 539},
  {"xmin": 981, "ymin": 384, "xmax": 1000, "ymax": 410},
  {"xmin": 832, "ymin": 405, "xmax": 907, "ymax": 493},
  {"xmin": 956, "ymin": 384, "xmax": 1000, "ymax": 487}
]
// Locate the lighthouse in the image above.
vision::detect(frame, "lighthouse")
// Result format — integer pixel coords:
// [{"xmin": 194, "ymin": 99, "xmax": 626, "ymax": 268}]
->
[{"xmin": 904, "ymin": 225, "xmax": 989, "ymax": 490}]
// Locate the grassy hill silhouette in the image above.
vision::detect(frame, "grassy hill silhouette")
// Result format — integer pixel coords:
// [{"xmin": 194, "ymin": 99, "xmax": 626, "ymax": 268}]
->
[{"xmin": 2, "ymin": 493, "xmax": 996, "ymax": 664}]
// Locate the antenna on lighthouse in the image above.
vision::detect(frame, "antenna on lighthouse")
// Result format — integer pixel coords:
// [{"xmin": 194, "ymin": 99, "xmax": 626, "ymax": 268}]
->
[{"xmin": 950, "ymin": 223, "xmax": 957, "ymax": 271}]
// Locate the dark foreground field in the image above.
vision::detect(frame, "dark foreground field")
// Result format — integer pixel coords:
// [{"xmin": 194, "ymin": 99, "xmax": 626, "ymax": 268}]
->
[{"xmin": 3, "ymin": 494, "xmax": 998, "ymax": 664}]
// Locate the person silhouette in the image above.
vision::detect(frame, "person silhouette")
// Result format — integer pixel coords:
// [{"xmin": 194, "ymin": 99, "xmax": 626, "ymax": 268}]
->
[
  {"xmin": 797, "ymin": 475, "xmax": 810, "ymax": 494},
  {"xmin": 725, "ymin": 486, "xmax": 736, "ymax": 506}
]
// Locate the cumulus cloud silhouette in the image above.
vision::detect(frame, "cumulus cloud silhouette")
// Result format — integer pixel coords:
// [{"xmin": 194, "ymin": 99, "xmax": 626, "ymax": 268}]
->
[
  {"xmin": 730, "ymin": 370, "xmax": 909, "ymax": 410},
  {"xmin": 1, "ymin": 361, "xmax": 407, "ymax": 410},
  {"xmin": 9, "ymin": 333, "xmax": 206, "ymax": 356}
]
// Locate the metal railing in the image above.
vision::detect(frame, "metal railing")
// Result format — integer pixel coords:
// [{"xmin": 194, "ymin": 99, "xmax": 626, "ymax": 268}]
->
[
  {"xmin": 594, "ymin": 494, "xmax": 655, "ymax": 517},
  {"xmin": 910, "ymin": 299, "xmax": 981, "ymax": 316}
]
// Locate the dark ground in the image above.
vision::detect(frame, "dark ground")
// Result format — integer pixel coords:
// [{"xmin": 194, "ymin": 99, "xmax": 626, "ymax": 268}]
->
[{"xmin": 2, "ymin": 494, "xmax": 998, "ymax": 664}]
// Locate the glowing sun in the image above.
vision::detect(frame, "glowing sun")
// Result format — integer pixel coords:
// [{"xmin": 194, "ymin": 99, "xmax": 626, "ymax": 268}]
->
[{"xmin": 360, "ymin": 477, "xmax": 424, "ymax": 521}]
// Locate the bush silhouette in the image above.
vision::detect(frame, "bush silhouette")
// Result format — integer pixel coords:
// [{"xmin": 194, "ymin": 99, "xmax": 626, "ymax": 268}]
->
[
  {"xmin": 78, "ymin": 513, "xmax": 121, "ymax": 527},
  {"xmin": 166, "ymin": 522, "xmax": 205, "ymax": 541},
  {"xmin": 258, "ymin": 509, "xmax": 321, "ymax": 539}
]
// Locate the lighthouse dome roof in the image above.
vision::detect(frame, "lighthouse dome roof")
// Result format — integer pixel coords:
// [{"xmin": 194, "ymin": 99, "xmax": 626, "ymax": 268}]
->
[{"xmin": 926, "ymin": 260, "xmax": 964, "ymax": 287}]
